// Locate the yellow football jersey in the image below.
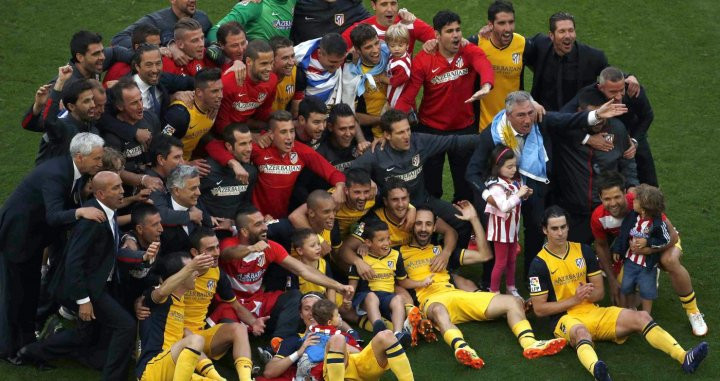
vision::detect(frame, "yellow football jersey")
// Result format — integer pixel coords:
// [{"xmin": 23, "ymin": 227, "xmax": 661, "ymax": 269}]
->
[
  {"xmin": 298, "ymin": 257, "xmax": 330, "ymax": 294},
  {"xmin": 359, "ymin": 64, "xmax": 388, "ymax": 138},
  {"xmin": 477, "ymin": 33, "xmax": 525, "ymax": 130},
  {"xmin": 336, "ymin": 198, "xmax": 375, "ymax": 239},
  {"xmin": 171, "ymin": 100, "xmax": 215, "ymax": 160},
  {"xmin": 351, "ymin": 206, "xmax": 414, "ymax": 247},
  {"xmin": 184, "ymin": 267, "xmax": 235, "ymax": 331},
  {"xmin": 399, "ymin": 244, "xmax": 458, "ymax": 302},
  {"xmin": 273, "ymin": 66, "xmax": 299, "ymax": 112},
  {"xmin": 528, "ymin": 242, "xmax": 601, "ymax": 316},
  {"xmin": 349, "ymin": 248, "xmax": 406, "ymax": 293}
]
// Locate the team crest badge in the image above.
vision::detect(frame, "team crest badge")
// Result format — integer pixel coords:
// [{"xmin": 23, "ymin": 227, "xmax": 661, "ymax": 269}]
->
[
  {"xmin": 529, "ymin": 276, "xmax": 541, "ymax": 293},
  {"xmin": 285, "ymin": 84, "xmax": 294, "ymax": 94},
  {"xmin": 576, "ymin": 258, "xmax": 585, "ymax": 269},
  {"xmin": 387, "ymin": 260, "xmax": 395, "ymax": 268},
  {"xmin": 456, "ymin": 57, "xmax": 464, "ymax": 68},
  {"xmin": 432, "ymin": 246, "xmax": 440, "ymax": 255},
  {"xmin": 412, "ymin": 154, "xmax": 420, "ymax": 167},
  {"xmin": 512, "ymin": 53, "xmax": 521, "ymax": 64},
  {"xmin": 352, "ymin": 146, "xmax": 360, "ymax": 158},
  {"xmin": 195, "ymin": 63, "xmax": 203, "ymax": 72},
  {"xmin": 257, "ymin": 253, "xmax": 266, "ymax": 267},
  {"xmin": 334, "ymin": 14, "xmax": 345, "ymax": 26},
  {"xmin": 258, "ymin": 92, "xmax": 267, "ymax": 102},
  {"xmin": 289, "ymin": 152, "xmax": 298, "ymax": 164},
  {"xmin": 560, "ymin": 323, "xmax": 566, "ymax": 334},
  {"xmin": 207, "ymin": 279, "xmax": 216, "ymax": 291}
]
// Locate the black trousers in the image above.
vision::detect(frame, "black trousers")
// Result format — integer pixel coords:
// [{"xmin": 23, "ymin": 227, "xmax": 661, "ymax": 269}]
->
[
  {"xmin": 416, "ymin": 123, "xmax": 476, "ymax": 203},
  {"xmin": 267, "ymin": 289, "xmax": 302, "ymax": 338},
  {"xmin": 567, "ymin": 211, "xmax": 594, "ymax": 246},
  {"xmin": 635, "ymin": 134, "xmax": 658, "ymax": 186},
  {"xmin": 26, "ymin": 290, "xmax": 135, "ymax": 381},
  {"xmin": 0, "ymin": 249, "xmax": 43, "ymax": 356}
]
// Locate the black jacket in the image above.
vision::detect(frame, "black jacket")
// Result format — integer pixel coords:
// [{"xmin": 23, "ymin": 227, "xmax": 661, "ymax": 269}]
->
[
  {"xmin": 290, "ymin": 0, "xmax": 371, "ymax": 44},
  {"xmin": 159, "ymin": 194, "xmax": 213, "ymax": 254},
  {"xmin": 112, "ymin": 7, "xmax": 212, "ymax": 48}
]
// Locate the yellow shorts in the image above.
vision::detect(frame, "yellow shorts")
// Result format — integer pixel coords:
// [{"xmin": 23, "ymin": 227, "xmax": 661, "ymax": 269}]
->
[
  {"xmin": 194, "ymin": 323, "xmax": 228, "ymax": 360},
  {"xmin": 421, "ymin": 290, "xmax": 495, "ymax": 324},
  {"xmin": 323, "ymin": 340, "xmax": 388, "ymax": 381},
  {"xmin": 554, "ymin": 306, "xmax": 627, "ymax": 344},
  {"xmin": 140, "ymin": 349, "xmax": 175, "ymax": 381}
]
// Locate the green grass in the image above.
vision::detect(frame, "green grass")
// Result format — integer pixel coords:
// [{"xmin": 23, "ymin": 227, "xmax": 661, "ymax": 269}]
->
[{"xmin": 1, "ymin": 0, "xmax": 719, "ymax": 380}]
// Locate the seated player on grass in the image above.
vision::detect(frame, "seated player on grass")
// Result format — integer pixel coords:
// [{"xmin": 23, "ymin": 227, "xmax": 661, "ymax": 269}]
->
[
  {"xmin": 529, "ymin": 206, "xmax": 708, "ymax": 380},
  {"xmin": 400, "ymin": 203, "xmax": 567, "ymax": 369}
]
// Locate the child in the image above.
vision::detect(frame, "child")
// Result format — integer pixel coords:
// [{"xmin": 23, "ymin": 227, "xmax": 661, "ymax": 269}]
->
[
  {"xmin": 612, "ymin": 184, "xmax": 671, "ymax": 314},
  {"xmin": 348, "ymin": 221, "xmax": 432, "ymax": 347},
  {"xmin": 383, "ymin": 23, "xmax": 412, "ymax": 108},
  {"xmin": 483, "ymin": 145, "xmax": 532, "ymax": 297}
]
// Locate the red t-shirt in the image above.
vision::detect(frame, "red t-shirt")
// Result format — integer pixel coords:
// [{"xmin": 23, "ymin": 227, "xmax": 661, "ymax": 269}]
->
[
  {"xmin": 395, "ymin": 44, "xmax": 494, "ymax": 130},
  {"xmin": 341, "ymin": 15, "xmax": 435, "ymax": 53},
  {"xmin": 590, "ymin": 193, "xmax": 635, "ymax": 241},
  {"xmin": 214, "ymin": 70, "xmax": 278, "ymax": 133},
  {"xmin": 161, "ymin": 55, "xmax": 210, "ymax": 77},
  {"xmin": 219, "ymin": 238, "xmax": 288, "ymax": 299},
  {"xmin": 103, "ymin": 62, "xmax": 131, "ymax": 86}
]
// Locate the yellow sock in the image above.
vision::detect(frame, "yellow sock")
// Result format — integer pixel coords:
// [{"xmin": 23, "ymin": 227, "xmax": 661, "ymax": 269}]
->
[
  {"xmin": 575, "ymin": 340, "xmax": 599, "ymax": 376},
  {"xmin": 190, "ymin": 375, "xmax": 214, "ymax": 381},
  {"xmin": 679, "ymin": 291, "xmax": 700, "ymax": 315},
  {"xmin": 196, "ymin": 358, "xmax": 226, "ymax": 381},
  {"xmin": 384, "ymin": 340, "xmax": 414, "ymax": 381},
  {"xmin": 643, "ymin": 321, "xmax": 686, "ymax": 363},
  {"xmin": 174, "ymin": 348, "xmax": 201, "ymax": 380},
  {"xmin": 325, "ymin": 351, "xmax": 346, "ymax": 381},
  {"xmin": 442, "ymin": 328, "xmax": 467, "ymax": 351},
  {"xmin": 510, "ymin": 319, "xmax": 536, "ymax": 349},
  {"xmin": 233, "ymin": 357, "xmax": 253, "ymax": 381}
]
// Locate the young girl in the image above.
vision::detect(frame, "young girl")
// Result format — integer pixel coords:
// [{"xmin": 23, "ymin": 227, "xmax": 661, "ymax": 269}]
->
[{"xmin": 484, "ymin": 145, "xmax": 532, "ymax": 296}]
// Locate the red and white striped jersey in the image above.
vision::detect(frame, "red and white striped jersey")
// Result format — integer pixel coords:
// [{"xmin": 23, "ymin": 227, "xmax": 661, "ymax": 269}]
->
[
  {"xmin": 484, "ymin": 178, "xmax": 522, "ymax": 243},
  {"xmin": 625, "ymin": 216, "xmax": 653, "ymax": 267},
  {"xmin": 219, "ymin": 238, "xmax": 288, "ymax": 299},
  {"xmin": 386, "ymin": 52, "xmax": 411, "ymax": 108}
]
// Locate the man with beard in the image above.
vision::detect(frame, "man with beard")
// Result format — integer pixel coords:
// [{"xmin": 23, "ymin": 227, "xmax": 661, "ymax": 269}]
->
[
  {"xmin": 210, "ymin": 206, "xmax": 354, "ymax": 338},
  {"xmin": 270, "ymin": 36, "xmax": 305, "ymax": 117},
  {"xmin": 317, "ymin": 103, "xmax": 362, "ymax": 173},
  {"xmin": 590, "ymin": 171, "xmax": 707, "ymax": 337},
  {"xmin": 295, "ymin": 96, "xmax": 328, "ymax": 150},
  {"xmin": 395, "ymin": 10, "xmax": 494, "ymax": 203},
  {"xmin": 162, "ymin": 18, "xmax": 209, "ymax": 77}
]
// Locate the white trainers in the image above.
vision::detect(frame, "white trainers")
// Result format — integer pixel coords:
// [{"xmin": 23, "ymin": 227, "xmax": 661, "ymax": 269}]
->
[
  {"xmin": 507, "ymin": 287, "xmax": 523, "ymax": 299},
  {"xmin": 689, "ymin": 312, "xmax": 708, "ymax": 336}
]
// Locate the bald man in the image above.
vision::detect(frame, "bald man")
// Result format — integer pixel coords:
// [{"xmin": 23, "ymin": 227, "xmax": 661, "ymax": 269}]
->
[{"xmin": 19, "ymin": 171, "xmax": 136, "ymax": 381}]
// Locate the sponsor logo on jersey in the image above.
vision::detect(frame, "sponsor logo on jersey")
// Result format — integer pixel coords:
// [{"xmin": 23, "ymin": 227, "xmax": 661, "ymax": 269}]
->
[
  {"xmin": 529, "ymin": 276, "xmax": 541, "ymax": 293},
  {"xmin": 387, "ymin": 166, "xmax": 423, "ymax": 183},
  {"xmin": 258, "ymin": 164, "xmax": 303, "ymax": 174},
  {"xmin": 512, "ymin": 52, "xmax": 521, "ymax": 64},
  {"xmin": 273, "ymin": 20, "xmax": 292, "ymax": 30},
  {"xmin": 412, "ymin": 154, "xmax": 420, "ymax": 167},
  {"xmin": 124, "ymin": 145, "xmax": 143, "ymax": 158},
  {"xmin": 289, "ymin": 152, "xmax": 298, "ymax": 164},
  {"xmin": 430, "ymin": 68, "xmax": 469, "ymax": 85},
  {"xmin": 334, "ymin": 13, "xmax": 345, "ymax": 26},
  {"xmin": 233, "ymin": 101, "xmax": 262, "ymax": 112},
  {"xmin": 211, "ymin": 184, "xmax": 249, "ymax": 196}
]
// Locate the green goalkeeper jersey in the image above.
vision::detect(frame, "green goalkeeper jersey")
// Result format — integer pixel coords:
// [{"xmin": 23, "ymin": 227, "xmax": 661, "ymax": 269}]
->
[{"xmin": 208, "ymin": 0, "xmax": 296, "ymax": 42}]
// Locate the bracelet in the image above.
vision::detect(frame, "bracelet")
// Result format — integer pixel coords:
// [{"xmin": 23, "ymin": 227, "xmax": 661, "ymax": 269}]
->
[
  {"xmin": 288, "ymin": 351, "xmax": 299, "ymax": 363},
  {"xmin": 140, "ymin": 175, "xmax": 147, "ymax": 187}
]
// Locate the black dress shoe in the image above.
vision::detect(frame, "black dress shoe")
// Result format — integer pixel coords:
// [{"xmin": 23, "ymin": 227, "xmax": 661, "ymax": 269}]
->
[
  {"xmin": 3, "ymin": 354, "xmax": 24, "ymax": 366},
  {"xmin": 16, "ymin": 346, "xmax": 56, "ymax": 371}
]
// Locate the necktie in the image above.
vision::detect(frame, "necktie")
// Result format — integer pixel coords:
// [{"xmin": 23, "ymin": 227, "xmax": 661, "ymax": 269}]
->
[
  {"xmin": 148, "ymin": 86, "xmax": 161, "ymax": 115},
  {"xmin": 71, "ymin": 178, "xmax": 82, "ymax": 205},
  {"xmin": 113, "ymin": 217, "xmax": 120, "ymax": 249}
]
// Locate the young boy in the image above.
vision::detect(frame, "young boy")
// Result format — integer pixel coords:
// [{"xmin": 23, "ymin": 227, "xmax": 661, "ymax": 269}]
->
[
  {"xmin": 348, "ymin": 221, "xmax": 432, "ymax": 346},
  {"xmin": 383, "ymin": 23, "xmax": 412, "ymax": 108},
  {"xmin": 612, "ymin": 184, "xmax": 671, "ymax": 314}
]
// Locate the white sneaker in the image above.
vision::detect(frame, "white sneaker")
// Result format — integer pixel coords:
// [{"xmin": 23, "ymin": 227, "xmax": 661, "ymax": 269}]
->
[
  {"xmin": 507, "ymin": 288, "xmax": 523, "ymax": 299},
  {"xmin": 689, "ymin": 312, "xmax": 708, "ymax": 336}
]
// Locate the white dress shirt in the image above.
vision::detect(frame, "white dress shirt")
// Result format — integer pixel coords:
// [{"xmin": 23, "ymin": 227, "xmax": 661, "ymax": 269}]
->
[{"xmin": 171, "ymin": 197, "xmax": 190, "ymax": 235}]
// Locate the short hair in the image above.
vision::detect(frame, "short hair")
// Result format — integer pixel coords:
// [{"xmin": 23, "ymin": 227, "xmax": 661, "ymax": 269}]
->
[
  {"xmin": 415, "ymin": 204, "xmax": 436, "ymax": 220},
  {"xmin": 291, "ymin": 228, "xmax": 316, "ymax": 250},
  {"xmin": 62, "ymin": 79, "xmax": 94, "ymax": 107},
  {"xmin": 349, "ymin": 23, "xmax": 377, "ymax": 49},
  {"xmin": 166, "ymin": 164, "xmax": 199, "ymax": 191},
  {"xmin": 235, "ymin": 205, "xmax": 261, "ymax": 229},
  {"xmin": 311, "ymin": 299, "xmax": 337, "ymax": 325},
  {"xmin": 245, "ymin": 39, "xmax": 273, "ymax": 60},
  {"xmin": 150, "ymin": 134, "xmax": 184, "ymax": 166},
  {"xmin": 101, "ymin": 146, "xmax": 125, "ymax": 172},
  {"xmin": 542, "ymin": 205, "xmax": 569, "ymax": 227},
  {"xmin": 328, "ymin": 103, "xmax": 355, "ymax": 125},
  {"xmin": 70, "ymin": 31, "xmax": 103, "ymax": 62},
  {"xmin": 383, "ymin": 177, "xmax": 409, "ymax": 199},
  {"xmin": 505, "ymin": 91, "xmax": 534, "ymax": 114},
  {"xmin": 599, "ymin": 66, "xmax": 625, "ymax": 84},
  {"xmin": 131, "ymin": 24, "xmax": 161, "ymax": 48},
  {"xmin": 298, "ymin": 95, "xmax": 328, "ymax": 120},
  {"xmin": 344, "ymin": 168, "xmax": 371, "ymax": 188},
  {"xmin": 363, "ymin": 221, "xmax": 389, "ymax": 240},
  {"xmin": 110, "ymin": 77, "xmax": 139, "ymax": 110},
  {"xmin": 549, "ymin": 11, "xmax": 575, "ymax": 33},
  {"xmin": 217, "ymin": 21, "xmax": 245, "ymax": 46},
  {"xmin": 577, "ymin": 87, "xmax": 607, "ymax": 110},
  {"xmin": 70, "ymin": 132, "xmax": 104, "ymax": 156},
  {"xmin": 307, "ymin": 189, "xmax": 333, "ymax": 210},
  {"xmin": 596, "ymin": 171, "xmax": 626, "ymax": 194},
  {"xmin": 87, "ymin": 79, "xmax": 105, "ymax": 92},
  {"xmin": 190, "ymin": 227, "xmax": 217, "ymax": 251},
  {"xmin": 433, "ymin": 10, "xmax": 461, "ymax": 32},
  {"xmin": 269, "ymin": 110, "xmax": 293, "ymax": 129},
  {"xmin": 223, "ymin": 123, "xmax": 251, "ymax": 144},
  {"xmin": 174, "ymin": 17, "xmax": 203, "ymax": 40},
  {"xmin": 153, "ymin": 251, "xmax": 191, "ymax": 280},
  {"xmin": 131, "ymin": 203, "xmax": 160, "ymax": 228},
  {"xmin": 194, "ymin": 67, "xmax": 222, "ymax": 89},
  {"xmin": 379, "ymin": 109, "xmax": 408, "ymax": 133},
  {"xmin": 131, "ymin": 43, "xmax": 161, "ymax": 71},
  {"xmin": 634, "ymin": 184, "xmax": 665, "ymax": 219},
  {"xmin": 269, "ymin": 36, "xmax": 293, "ymax": 53},
  {"xmin": 488, "ymin": 0, "xmax": 515, "ymax": 21},
  {"xmin": 385, "ymin": 23, "xmax": 410, "ymax": 44},
  {"xmin": 319, "ymin": 33, "xmax": 347, "ymax": 57}
]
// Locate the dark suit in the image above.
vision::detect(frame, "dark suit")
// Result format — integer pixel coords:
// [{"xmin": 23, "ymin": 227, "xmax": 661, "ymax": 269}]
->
[
  {"xmin": 159, "ymin": 194, "xmax": 213, "ymax": 254},
  {"xmin": 0, "ymin": 155, "xmax": 81, "ymax": 356},
  {"xmin": 24, "ymin": 198, "xmax": 134, "ymax": 381}
]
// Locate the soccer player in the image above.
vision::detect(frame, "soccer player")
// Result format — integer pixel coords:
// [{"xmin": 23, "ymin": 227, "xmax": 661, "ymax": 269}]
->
[
  {"xmin": 591, "ymin": 171, "xmax": 707, "ymax": 336},
  {"xmin": 208, "ymin": 0, "xmax": 294, "ymax": 42},
  {"xmin": 528, "ymin": 206, "xmax": 708, "ymax": 380},
  {"xmin": 295, "ymin": 95, "xmax": 329, "ymax": 150},
  {"xmin": 294, "ymin": 33, "xmax": 347, "ymax": 105},
  {"xmin": 288, "ymin": 190, "xmax": 342, "ymax": 258},
  {"xmin": 468, "ymin": 0, "xmax": 526, "ymax": 130},
  {"xmin": 205, "ymin": 21, "xmax": 248, "ymax": 71},
  {"xmin": 400, "ymin": 203, "xmax": 566, "ymax": 368},
  {"xmin": 395, "ymin": 10, "xmax": 494, "ymax": 202},
  {"xmin": 316, "ymin": 103, "xmax": 363, "ymax": 173},
  {"xmin": 269, "ymin": 36, "xmax": 305, "ymax": 117}
]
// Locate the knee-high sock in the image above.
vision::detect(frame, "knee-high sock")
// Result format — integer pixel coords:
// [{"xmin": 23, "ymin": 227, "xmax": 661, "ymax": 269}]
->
[
  {"xmin": 442, "ymin": 328, "xmax": 468, "ymax": 351},
  {"xmin": 575, "ymin": 340, "xmax": 599, "ymax": 376},
  {"xmin": 324, "ymin": 350, "xmax": 346, "ymax": 381},
  {"xmin": 511, "ymin": 319, "xmax": 536, "ymax": 349},
  {"xmin": 384, "ymin": 340, "xmax": 414, "ymax": 380},
  {"xmin": 196, "ymin": 358, "xmax": 226, "ymax": 381},
  {"xmin": 679, "ymin": 291, "xmax": 700, "ymax": 315},
  {"xmin": 174, "ymin": 348, "xmax": 201, "ymax": 381},
  {"xmin": 643, "ymin": 321, "xmax": 686, "ymax": 363},
  {"xmin": 234, "ymin": 357, "xmax": 253, "ymax": 381}
]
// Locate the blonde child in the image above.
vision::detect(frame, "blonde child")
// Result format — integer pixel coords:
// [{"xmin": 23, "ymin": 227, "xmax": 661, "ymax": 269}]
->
[{"xmin": 383, "ymin": 23, "xmax": 412, "ymax": 108}]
